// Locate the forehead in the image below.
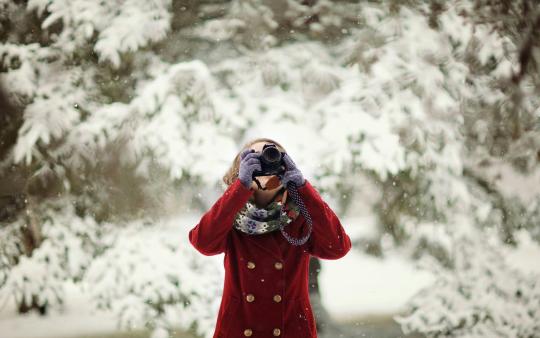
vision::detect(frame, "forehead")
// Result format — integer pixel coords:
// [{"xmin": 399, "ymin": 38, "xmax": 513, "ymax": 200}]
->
[{"xmin": 249, "ymin": 141, "xmax": 276, "ymax": 152}]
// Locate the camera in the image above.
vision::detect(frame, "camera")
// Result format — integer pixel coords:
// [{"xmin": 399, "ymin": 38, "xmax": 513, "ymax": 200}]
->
[{"xmin": 252, "ymin": 143, "xmax": 286, "ymax": 179}]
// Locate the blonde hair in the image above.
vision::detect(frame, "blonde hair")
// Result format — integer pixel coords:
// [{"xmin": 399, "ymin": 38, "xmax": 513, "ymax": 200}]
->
[{"xmin": 222, "ymin": 137, "xmax": 287, "ymax": 186}]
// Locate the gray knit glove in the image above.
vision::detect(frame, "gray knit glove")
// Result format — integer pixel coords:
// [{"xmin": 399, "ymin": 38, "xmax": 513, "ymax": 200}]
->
[
  {"xmin": 280, "ymin": 153, "xmax": 305, "ymax": 187},
  {"xmin": 238, "ymin": 148, "xmax": 262, "ymax": 188}
]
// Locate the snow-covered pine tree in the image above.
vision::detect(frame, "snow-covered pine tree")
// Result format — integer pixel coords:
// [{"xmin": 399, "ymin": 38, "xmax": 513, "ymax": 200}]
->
[
  {"xmin": 391, "ymin": 1, "xmax": 540, "ymax": 336},
  {"xmin": 394, "ymin": 227, "xmax": 540, "ymax": 337},
  {"xmin": 1, "ymin": 0, "xmax": 539, "ymax": 337},
  {"xmin": 1, "ymin": 1, "xmax": 237, "ymax": 336},
  {"xmin": 332, "ymin": 0, "xmax": 540, "ymax": 259}
]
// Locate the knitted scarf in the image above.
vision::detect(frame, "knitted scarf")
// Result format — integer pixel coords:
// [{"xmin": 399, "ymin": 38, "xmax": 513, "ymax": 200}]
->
[{"xmin": 233, "ymin": 186, "xmax": 300, "ymax": 235}]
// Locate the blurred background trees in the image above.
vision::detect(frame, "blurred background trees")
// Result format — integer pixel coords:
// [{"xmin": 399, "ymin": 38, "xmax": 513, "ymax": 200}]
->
[{"xmin": 1, "ymin": 0, "xmax": 539, "ymax": 337}]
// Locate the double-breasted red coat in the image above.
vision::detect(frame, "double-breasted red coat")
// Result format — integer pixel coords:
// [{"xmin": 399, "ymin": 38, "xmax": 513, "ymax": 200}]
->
[{"xmin": 188, "ymin": 177, "xmax": 352, "ymax": 338}]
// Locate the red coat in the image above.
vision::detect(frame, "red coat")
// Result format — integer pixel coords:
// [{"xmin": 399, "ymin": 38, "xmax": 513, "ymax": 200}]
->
[{"xmin": 188, "ymin": 178, "xmax": 352, "ymax": 338}]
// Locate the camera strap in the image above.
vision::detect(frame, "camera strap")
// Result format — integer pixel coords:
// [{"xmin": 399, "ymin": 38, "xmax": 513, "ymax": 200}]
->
[
  {"xmin": 251, "ymin": 173, "xmax": 312, "ymax": 246},
  {"xmin": 278, "ymin": 180, "xmax": 313, "ymax": 246}
]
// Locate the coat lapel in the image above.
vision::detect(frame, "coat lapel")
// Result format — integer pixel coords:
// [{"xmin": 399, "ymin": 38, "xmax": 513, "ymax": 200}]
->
[{"xmin": 242, "ymin": 231, "xmax": 283, "ymax": 261}]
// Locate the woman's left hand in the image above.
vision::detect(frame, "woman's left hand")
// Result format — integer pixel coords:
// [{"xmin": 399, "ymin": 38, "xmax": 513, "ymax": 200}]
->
[{"xmin": 280, "ymin": 153, "xmax": 305, "ymax": 187}]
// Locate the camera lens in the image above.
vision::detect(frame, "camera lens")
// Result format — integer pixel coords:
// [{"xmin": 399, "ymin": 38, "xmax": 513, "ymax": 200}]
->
[{"xmin": 262, "ymin": 146, "xmax": 281, "ymax": 163}]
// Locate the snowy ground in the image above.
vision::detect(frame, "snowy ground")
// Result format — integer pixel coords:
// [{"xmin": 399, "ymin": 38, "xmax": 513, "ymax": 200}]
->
[
  {"xmin": 1, "ymin": 215, "xmax": 539, "ymax": 338},
  {"xmin": 320, "ymin": 247, "xmax": 434, "ymax": 321},
  {"xmin": 0, "ymin": 281, "xmax": 118, "ymax": 338}
]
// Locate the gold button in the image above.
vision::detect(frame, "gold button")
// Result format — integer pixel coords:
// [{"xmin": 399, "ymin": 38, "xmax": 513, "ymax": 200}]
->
[
  {"xmin": 247, "ymin": 261, "xmax": 255, "ymax": 269},
  {"xmin": 274, "ymin": 262, "xmax": 283, "ymax": 270},
  {"xmin": 273, "ymin": 328, "xmax": 281, "ymax": 336},
  {"xmin": 244, "ymin": 328, "xmax": 253, "ymax": 336},
  {"xmin": 246, "ymin": 294, "xmax": 255, "ymax": 302},
  {"xmin": 273, "ymin": 294, "xmax": 282, "ymax": 302}
]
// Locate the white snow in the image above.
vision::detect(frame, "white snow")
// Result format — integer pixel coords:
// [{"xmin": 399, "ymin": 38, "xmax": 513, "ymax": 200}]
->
[
  {"xmin": 0, "ymin": 282, "xmax": 117, "ymax": 338},
  {"xmin": 319, "ymin": 248, "xmax": 435, "ymax": 321}
]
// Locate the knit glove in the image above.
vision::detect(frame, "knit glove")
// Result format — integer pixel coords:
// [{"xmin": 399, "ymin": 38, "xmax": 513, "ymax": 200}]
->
[
  {"xmin": 238, "ymin": 148, "xmax": 262, "ymax": 188},
  {"xmin": 280, "ymin": 153, "xmax": 305, "ymax": 187}
]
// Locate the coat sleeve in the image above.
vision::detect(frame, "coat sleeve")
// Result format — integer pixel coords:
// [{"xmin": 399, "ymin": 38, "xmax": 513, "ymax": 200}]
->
[
  {"xmin": 296, "ymin": 179, "xmax": 352, "ymax": 260},
  {"xmin": 188, "ymin": 178, "xmax": 254, "ymax": 256}
]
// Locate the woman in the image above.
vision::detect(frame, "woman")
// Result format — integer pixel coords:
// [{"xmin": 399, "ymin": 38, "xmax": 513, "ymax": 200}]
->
[{"xmin": 188, "ymin": 137, "xmax": 352, "ymax": 338}]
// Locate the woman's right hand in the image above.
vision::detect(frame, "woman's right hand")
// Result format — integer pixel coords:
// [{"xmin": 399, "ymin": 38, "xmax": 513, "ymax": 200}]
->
[{"xmin": 238, "ymin": 148, "xmax": 262, "ymax": 188}]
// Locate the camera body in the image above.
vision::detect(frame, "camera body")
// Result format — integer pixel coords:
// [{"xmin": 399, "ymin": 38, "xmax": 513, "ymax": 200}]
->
[{"xmin": 252, "ymin": 143, "xmax": 286, "ymax": 179}]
